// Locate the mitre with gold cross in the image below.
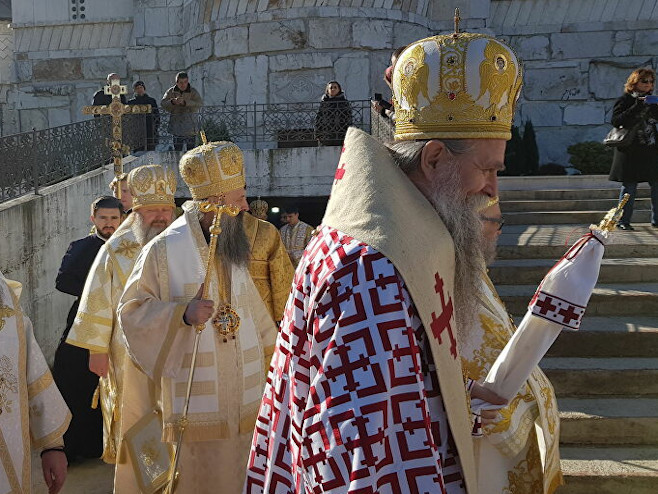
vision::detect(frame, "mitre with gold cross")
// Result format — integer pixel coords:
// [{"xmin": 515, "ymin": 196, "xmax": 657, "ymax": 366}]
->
[{"xmin": 82, "ymin": 77, "xmax": 152, "ymax": 198}]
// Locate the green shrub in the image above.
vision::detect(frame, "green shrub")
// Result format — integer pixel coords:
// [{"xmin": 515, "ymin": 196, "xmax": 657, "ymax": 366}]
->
[
  {"xmin": 567, "ymin": 141, "xmax": 613, "ymax": 174},
  {"xmin": 503, "ymin": 120, "xmax": 540, "ymax": 176}
]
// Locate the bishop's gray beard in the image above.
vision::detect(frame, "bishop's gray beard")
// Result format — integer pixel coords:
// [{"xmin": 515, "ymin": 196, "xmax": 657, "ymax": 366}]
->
[
  {"xmin": 132, "ymin": 213, "xmax": 168, "ymax": 246},
  {"xmin": 215, "ymin": 211, "xmax": 250, "ymax": 268},
  {"xmin": 427, "ymin": 166, "xmax": 489, "ymax": 350}
]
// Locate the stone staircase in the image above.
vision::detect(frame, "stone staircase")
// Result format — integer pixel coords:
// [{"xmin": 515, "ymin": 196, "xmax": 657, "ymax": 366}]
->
[{"xmin": 495, "ymin": 180, "xmax": 658, "ymax": 493}]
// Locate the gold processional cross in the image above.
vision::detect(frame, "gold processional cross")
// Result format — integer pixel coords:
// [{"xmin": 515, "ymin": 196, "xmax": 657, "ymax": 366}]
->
[{"xmin": 82, "ymin": 78, "xmax": 152, "ymax": 198}]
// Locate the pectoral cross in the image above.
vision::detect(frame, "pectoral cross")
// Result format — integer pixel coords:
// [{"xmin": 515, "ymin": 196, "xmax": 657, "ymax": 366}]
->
[
  {"xmin": 82, "ymin": 78, "xmax": 152, "ymax": 198},
  {"xmin": 0, "ymin": 303, "xmax": 16, "ymax": 331}
]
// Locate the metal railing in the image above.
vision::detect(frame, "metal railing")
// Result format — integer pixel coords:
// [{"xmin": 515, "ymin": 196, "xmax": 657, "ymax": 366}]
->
[{"xmin": 0, "ymin": 100, "xmax": 383, "ymax": 203}]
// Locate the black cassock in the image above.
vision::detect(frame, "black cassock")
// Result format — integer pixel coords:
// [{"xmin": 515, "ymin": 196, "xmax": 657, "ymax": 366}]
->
[{"xmin": 51, "ymin": 234, "xmax": 105, "ymax": 462}]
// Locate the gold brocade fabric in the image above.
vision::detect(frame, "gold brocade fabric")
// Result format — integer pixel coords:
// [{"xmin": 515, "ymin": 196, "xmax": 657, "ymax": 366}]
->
[
  {"xmin": 66, "ymin": 215, "xmax": 145, "ymax": 463},
  {"xmin": 243, "ymin": 213, "xmax": 295, "ymax": 321},
  {"xmin": 462, "ymin": 271, "xmax": 562, "ymax": 494},
  {"xmin": 280, "ymin": 221, "xmax": 314, "ymax": 268}
]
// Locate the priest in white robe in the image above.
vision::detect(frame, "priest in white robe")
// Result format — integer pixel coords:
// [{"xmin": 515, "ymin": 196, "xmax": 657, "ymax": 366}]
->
[
  {"xmin": 118, "ymin": 141, "xmax": 293, "ymax": 493},
  {"xmin": 0, "ymin": 271, "xmax": 70, "ymax": 494},
  {"xmin": 64, "ymin": 164, "xmax": 177, "ymax": 490}
]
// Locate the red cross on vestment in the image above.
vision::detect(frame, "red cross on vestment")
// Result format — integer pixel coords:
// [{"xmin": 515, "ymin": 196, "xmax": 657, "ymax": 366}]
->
[
  {"xmin": 558, "ymin": 304, "xmax": 580, "ymax": 324},
  {"xmin": 334, "ymin": 162, "xmax": 347, "ymax": 183},
  {"xmin": 535, "ymin": 295, "xmax": 557, "ymax": 315},
  {"xmin": 429, "ymin": 272, "xmax": 457, "ymax": 359}
]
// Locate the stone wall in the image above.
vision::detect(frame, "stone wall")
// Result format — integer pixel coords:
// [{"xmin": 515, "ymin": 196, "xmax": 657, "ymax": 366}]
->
[
  {"xmin": 0, "ymin": 166, "xmax": 115, "ymax": 364},
  {"xmin": 490, "ymin": 0, "xmax": 658, "ymax": 165}
]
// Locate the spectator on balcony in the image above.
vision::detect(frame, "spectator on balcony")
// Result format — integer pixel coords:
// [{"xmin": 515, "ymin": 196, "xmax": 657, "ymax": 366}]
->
[
  {"xmin": 127, "ymin": 81, "xmax": 159, "ymax": 151},
  {"xmin": 91, "ymin": 73, "xmax": 127, "ymax": 115},
  {"xmin": 315, "ymin": 81, "xmax": 352, "ymax": 146},
  {"xmin": 161, "ymin": 72, "xmax": 203, "ymax": 151}
]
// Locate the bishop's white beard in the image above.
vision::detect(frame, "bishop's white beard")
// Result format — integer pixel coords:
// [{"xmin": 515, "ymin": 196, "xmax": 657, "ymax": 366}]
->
[
  {"xmin": 427, "ymin": 166, "xmax": 489, "ymax": 350},
  {"xmin": 132, "ymin": 213, "xmax": 169, "ymax": 246}
]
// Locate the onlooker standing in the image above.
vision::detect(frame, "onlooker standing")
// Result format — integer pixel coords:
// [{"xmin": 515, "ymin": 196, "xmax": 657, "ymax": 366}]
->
[
  {"xmin": 161, "ymin": 72, "xmax": 203, "ymax": 151},
  {"xmin": 372, "ymin": 46, "xmax": 407, "ymax": 120},
  {"xmin": 92, "ymin": 73, "xmax": 127, "ymax": 107},
  {"xmin": 51, "ymin": 196, "xmax": 123, "ymax": 463},
  {"xmin": 127, "ymin": 81, "xmax": 160, "ymax": 151},
  {"xmin": 609, "ymin": 68, "xmax": 658, "ymax": 230},
  {"xmin": 315, "ymin": 81, "xmax": 352, "ymax": 146}
]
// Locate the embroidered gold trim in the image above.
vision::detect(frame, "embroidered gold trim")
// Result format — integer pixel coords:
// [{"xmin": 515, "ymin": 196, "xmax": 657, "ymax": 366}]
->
[{"xmin": 27, "ymin": 370, "xmax": 53, "ymax": 398}]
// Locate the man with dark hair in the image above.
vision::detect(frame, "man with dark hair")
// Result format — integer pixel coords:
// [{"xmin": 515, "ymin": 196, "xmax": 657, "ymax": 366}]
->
[
  {"xmin": 279, "ymin": 205, "xmax": 314, "ymax": 267},
  {"xmin": 161, "ymin": 71, "xmax": 203, "ymax": 151},
  {"xmin": 51, "ymin": 195, "xmax": 123, "ymax": 462},
  {"xmin": 127, "ymin": 81, "xmax": 160, "ymax": 151}
]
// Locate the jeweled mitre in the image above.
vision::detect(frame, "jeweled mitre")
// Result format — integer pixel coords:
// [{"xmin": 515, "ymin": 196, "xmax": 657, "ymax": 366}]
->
[
  {"xmin": 179, "ymin": 141, "xmax": 246, "ymax": 200},
  {"xmin": 128, "ymin": 164, "xmax": 176, "ymax": 210},
  {"xmin": 393, "ymin": 32, "xmax": 523, "ymax": 141}
]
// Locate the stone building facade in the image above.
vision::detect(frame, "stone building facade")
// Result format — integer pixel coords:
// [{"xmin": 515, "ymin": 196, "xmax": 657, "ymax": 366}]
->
[{"xmin": 1, "ymin": 0, "xmax": 658, "ymax": 165}]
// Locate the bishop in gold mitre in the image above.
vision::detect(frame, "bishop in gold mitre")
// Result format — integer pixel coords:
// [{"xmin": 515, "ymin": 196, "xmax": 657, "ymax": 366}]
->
[
  {"xmin": 244, "ymin": 26, "xmax": 560, "ymax": 494},
  {"xmin": 117, "ymin": 141, "xmax": 294, "ymax": 493},
  {"xmin": 65, "ymin": 164, "xmax": 177, "ymax": 492}
]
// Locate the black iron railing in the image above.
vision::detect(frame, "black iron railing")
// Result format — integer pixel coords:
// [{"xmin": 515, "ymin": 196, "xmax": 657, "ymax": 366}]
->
[{"xmin": 0, "ymin": 100, "xmax": 391, "ymax": 203}]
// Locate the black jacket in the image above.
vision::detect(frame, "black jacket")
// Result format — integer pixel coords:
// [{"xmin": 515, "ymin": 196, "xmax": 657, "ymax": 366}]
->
[
  {"xmin": 609, "ymin": 92, "xmax": 658, "ymax": 183},
  {"xmin": 127, "ymin": 93, "xmax": 160, "ymax": 142},
  {"xmin": 91, "ymin": 90, "xmax": 127, "ymax": 106},
  {"xmin": 55, "ymin": 234, "xmax": 105, "ymax": 340},
  {"xmin": 315, "ymin": 93, "xmax": 353, "ymax": 143}
]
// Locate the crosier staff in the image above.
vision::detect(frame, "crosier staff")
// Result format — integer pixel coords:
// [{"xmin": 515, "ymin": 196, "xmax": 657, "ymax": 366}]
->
[{"xmin": 164, "ymin": 200, "xmax": 241, "ymax": 494}]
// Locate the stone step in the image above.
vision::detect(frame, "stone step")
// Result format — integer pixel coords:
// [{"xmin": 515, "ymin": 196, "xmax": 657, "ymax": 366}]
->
[
  {"xmin": 558, "ymin": 446, "xmax": 658, "ymax": 494},
  {"xmin": 502, "ymin": 197, "xmax": 652, "ymax": 213},
  {"xmin": 499, "ymin": 186, "xmax": 651, "ymax": 201},
  {"xmin": 546, "ymin": 317, "xmax": 658, "ymax": 358},
  {"xmin": 496, "ymin": 225, "xmax": 658, "ymax": 259},
  {"xmin": 490, "ymin": 258, "xmax": 658, "ymax": 285},
  {"xmin": 498, "ymin": 283, "xmax": 658, "ymax": 316},
  {"xmin": 540, "ymin": 358, "xmax": 658, "ymax": 396},
  {"xmin": 558, "ymin": 398, "xmax": 658, "ymax": 446},
  {"xmin": 504, "ymin": 210, "xmax": 652, "ymax": 225}
]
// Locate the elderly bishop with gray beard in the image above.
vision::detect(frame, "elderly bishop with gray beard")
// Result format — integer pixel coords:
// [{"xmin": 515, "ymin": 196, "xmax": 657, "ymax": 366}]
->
[
  {"xmin": 117, "ymin": 141, "xmax": 294, "ymax": 493},
  {"xmin": 65, "ymin": 164, "xmax": 177, "ymax": 482},
  {"xmin": 243, "ymin": 29, "xmax": 549, "ymax": 494}
]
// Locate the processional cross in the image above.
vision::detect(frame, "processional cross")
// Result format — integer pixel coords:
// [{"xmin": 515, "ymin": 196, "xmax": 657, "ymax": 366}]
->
[{"xmin": 81, "ymin": 78, "xmax": 152, "ymax": 198}]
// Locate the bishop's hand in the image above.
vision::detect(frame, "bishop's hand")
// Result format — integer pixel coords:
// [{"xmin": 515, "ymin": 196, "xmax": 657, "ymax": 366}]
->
[
  {"xmin": 88, "ymin": 353, "xmax": 109, "ymax": 377},
  {"xmin": 41, "ymin": 450, "xmax": 67, "ymax": 494},
  {"xmin": 470, "ymin": 381, "xmax": 507, "ymax": 425},
  {"xmin": 183, "ymin": 284, "xmax": 214, "ymax": 327}
]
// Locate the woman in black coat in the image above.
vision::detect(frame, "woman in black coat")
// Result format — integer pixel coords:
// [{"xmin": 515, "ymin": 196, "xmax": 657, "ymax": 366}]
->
[
  {"xmin": 315, "ymin": 81, "xmax": 353, "ymax": 146},
  {"xmin": 609, "ymin": 67, "xmax": 658, "ymax": 230}
]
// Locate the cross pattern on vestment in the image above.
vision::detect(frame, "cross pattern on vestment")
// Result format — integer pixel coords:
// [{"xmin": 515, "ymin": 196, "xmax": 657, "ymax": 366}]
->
[
  {"xmin": 535, "ymin": 295, "xmax": 557, "ymax": 315},
  {"xmin": 0, "ymin": 304, "xmax": 15, "ymax": 331},
  {"xmin": 82, "ymin": 78, "xmax": 152, "ymax": 198},
  {"xmin": 334, "ymin": 162, "xmax": 347, "ymax": 184},
  {"xmin": 429, "ymin": 272, "xmax": 457, "ymax": 359},
  {"xmin": 558, "ymin": 304, "xmax": 581, "ymax": 325}
]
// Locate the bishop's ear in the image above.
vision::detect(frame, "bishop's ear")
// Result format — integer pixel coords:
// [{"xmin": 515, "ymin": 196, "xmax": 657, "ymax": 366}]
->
[{"xmin": 419, "ymin": 140, "xmax": 447, "ymax": 180}]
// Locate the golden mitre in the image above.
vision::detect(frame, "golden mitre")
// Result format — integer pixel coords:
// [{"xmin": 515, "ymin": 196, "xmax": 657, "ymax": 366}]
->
[
  {"xmin": 249, "ymin": 197, "xmax": 269, "ymax": 219},
  {"xmin": 179, "ymin": 141, "xmax": 246, "ymax": 200},
  {"xmin": 392, "ymin": 32, "xmax": 523, "ymax": 141},
  {"xmin": 127, "ymin": 164, "xmax": 176, "ymax": 210}
]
